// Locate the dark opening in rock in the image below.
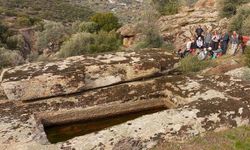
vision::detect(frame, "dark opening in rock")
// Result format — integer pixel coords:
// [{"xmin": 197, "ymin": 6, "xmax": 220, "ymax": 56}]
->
[{"xmin": 44, "ymin": 107, "xmax": 167, "ymax": 143}]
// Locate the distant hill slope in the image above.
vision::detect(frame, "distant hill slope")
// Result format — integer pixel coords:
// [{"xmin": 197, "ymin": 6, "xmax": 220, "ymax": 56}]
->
[
  {"xmin": 71, "ymin": 0, "xmax": 153, "ymax": 23},
  {"xmin": 0, "ymin": 0, "xmax": 94, "ymax": 22}
]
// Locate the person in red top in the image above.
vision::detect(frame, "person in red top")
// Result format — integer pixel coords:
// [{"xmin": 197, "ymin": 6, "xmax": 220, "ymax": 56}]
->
[{"xmin": 241, "ymin": 36, "xmax": 250, "ymax": 54}]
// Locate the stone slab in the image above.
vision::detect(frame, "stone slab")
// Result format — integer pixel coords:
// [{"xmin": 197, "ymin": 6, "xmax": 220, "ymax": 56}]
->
[{"xmin": 1, "ymin": 50, "xmax": 179, "ymax": 101}]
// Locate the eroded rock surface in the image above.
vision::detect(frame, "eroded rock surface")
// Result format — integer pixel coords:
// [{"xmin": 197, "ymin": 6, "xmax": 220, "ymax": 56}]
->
[
  {"xmin": 158, "ymin": 7, "xmax": 228, "ymax": 50},
  {"xmin": 1, "ymin": 50, "xmax": 178, "ymax": 101},
  {"xmin": 1, "ymin": 73, "xmax": 250, "ymax": 150}
]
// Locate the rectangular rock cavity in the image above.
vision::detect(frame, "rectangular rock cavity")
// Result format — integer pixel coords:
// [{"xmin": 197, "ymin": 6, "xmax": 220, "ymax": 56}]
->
[
  {"xmin": 32, "ymin": 96, "xmax": 174, "ymax": 143},
  {"xmin": 42, "ymin": 104, "xmax": 168, "ymax": 144}
]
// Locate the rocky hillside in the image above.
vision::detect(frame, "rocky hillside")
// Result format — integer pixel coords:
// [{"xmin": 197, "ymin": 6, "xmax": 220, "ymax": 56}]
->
[
  {"xmin": 158, "ymin": 0, "xmax": 228, "ymax": 50},
  {"xmin": 72, "ymin": 0, "xmax": 152, "ymax": 23},
  {"xmin": 118, "ymin": 0, "xmax": 229, "ymax": 49}
]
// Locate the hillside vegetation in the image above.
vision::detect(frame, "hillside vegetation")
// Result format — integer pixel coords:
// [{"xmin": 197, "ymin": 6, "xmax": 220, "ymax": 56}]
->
[
  {"xmin": 0, "ymin": 0, "xmax": 249, "ymax": 70},
  {"xmin": 0, "ymin": 0, "xmax": 94, "ymax": 22}
]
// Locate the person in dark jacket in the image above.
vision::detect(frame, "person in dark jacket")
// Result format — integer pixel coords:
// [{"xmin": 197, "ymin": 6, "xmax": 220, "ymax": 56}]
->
[
  {"xmin": 220, "ymin": 31, "xmax": 230, "ymax": 54},
  {"xmin": 195, "ymin": 25, "xmax": 204, "ymax": 38}
]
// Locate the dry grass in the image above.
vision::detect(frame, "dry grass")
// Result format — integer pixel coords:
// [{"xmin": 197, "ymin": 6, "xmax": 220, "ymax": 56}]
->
[{"xmin": 152, "ymin": 126, "xmax": 250, "ymax": 150}]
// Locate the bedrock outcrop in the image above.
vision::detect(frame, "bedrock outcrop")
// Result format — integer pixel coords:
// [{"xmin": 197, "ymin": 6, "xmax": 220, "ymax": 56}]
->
[
  {"xmin": 158, "ymin": 8, "xmax": 228, "ymax": 50},
  {"xmin": 1, "ymin": 72, "xmax": 250, "ymax": 150},
  {"xmin": 1, "ymin": 49, "xmax": 178, "ymax": 101}
]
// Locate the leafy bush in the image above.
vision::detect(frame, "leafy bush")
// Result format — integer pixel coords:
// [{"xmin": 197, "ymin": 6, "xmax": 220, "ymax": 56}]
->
[
  {"xmin": 0, "ymin": 23, "xmax": 9, "ymax": 44},
  {"xmin": 90, "ymin": 31, "xmax": 122, "ymax": 53},
  {"xmin": 228, "ymin": 6, "xmax": 250, "ymax": 33},
  {"xmin": 35, "ymin": 22, "xmax": 67, "ymax": 52},
  {"xmin": 178, "ymin": 56, "xmax": 215, "ymax": 73},
  {"xmin": 58, "ymin": 31, "xmax": 121, "ymax": 58},
  {"xmin": 72, "ymin": 21, "xmax": 99, "ymax": 33},
  {"xmin": 27, "ymin": 51, "xmax": 39, "ymax": 62},
  {"xmin": 4, "ymin": 10, "xmax": 17, "ymax": 17},
  {"xmin": 220, "ymin": 3, "xmax": 237, "ymax": 18},
  {"xmin": 58, "ymin": 32, "xmax": 95, "ymax": 57},
  {"xmin": 135, "ymin": 11, "xmax": 172, "ymax": 50},
  {"xmin": 242, "ymin": 16, "xmax": 250, "ymax": 35},
  {"xmin": 152, "ymin": 0, "xmax": 180, "ymax": 15},
  {"xmin": 6, "ymin": 34, "xmax": 25, "ymax": 50},
  {"xmin": 90, "ymin": 13, "xmax": 121, "ymax": 32},
  {"xmin": 245, "ymin": 47, "xmax": 250, "ymax": 67},
  {"xmin": 17, "ymin": 16, "xmax": 33, "ymax": 27},
  {"xmin": 219, "ymin": 0, "xmax": 249, "ymax": 18},
  {"xmin": 0, "ymin": 48, "xmax": 24, "ymax": 69},
  {"xmin": 78, "ymin": 22, "xmax": 99, "ymax": 33},
  {"xmin": 136, "ymin": 28, "xmax": 164, "ymax": 49}
]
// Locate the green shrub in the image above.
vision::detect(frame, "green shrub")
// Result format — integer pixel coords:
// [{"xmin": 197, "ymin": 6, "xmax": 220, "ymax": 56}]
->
[
  {"xmin": 178, "ymin": 56, "xmax": 215, "ymax": 73},
  {"xmin": 152, "ymin": 0, "xmax": 180, "ymax": 15},
  {"xmin": 27, "ymin": 51, "xmax": 39, "ymax": 62},
  {"xmin": 242, "ymin": 16, "xmax": 250, "ymax": 35},
  {"xmin": 90, "ymin": 13, "xmax": 121, "ymax": 32},
  {"xmin": 220, "ymin": 3, "xmax": 237, "ymax": 18},
  {"xmin": 17, "ymin": 16, "xmax": 32, "ymax": 27},
  {"xmin": 245, "ymin": 47, "xmax": 250, "ymax": 68},
  {"xmin": 0, "ymin": 48, "xmax": 24, "ymax": 69},
  {"xmin": 219, "ymin": 0, "xmax": 249, "ymax": 18},
  {"xmin": 35, "ymin": 22, "xmax": 67, "ymax": 52},
  {"xmin": 6, "ymin": 34, "xmax": 25, "ymax": 50},
  {"xmin": 228, "ymin": 6, "xmax": 250, "ymax": 33},
  {"xmin": 71, "ymin": 21, "xmax": 99, "ymax": 34},
  {"xmin": 90, "ymin": 31, "xmax": 122, "ymax": 53},
  {"xmin": 4, "ymin": 10, "xmax": 17, "ymax": 16},
  {"xmin": 136, "ymin": 28, "xmax": 164, "ymax": 49},
  {"xmin": 0, "ymin": 6, "xmax": 5, "ymax": 14},
  {"xmin": 0, "ymin": 23, "xmax": 9, "ymax": 44},
  {"xmin": 79, "ymin": 21, "xmax": 99, "ymax": 33},
  {"xmin": 58, "ymin": 32, "xmax": 95, "ymax": 57},
  {"xmin": 58, "ymin": 31, "xmax": 121, "ymax": 58}
]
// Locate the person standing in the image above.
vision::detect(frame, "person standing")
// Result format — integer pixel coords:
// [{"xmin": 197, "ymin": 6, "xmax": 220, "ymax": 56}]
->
[
  {"xmin": 230, "ymin": 31, "xmax": 239, "ymax": 56},
  {"xmin": 220, "ymin": 31, "xmax": 230, "ymax": 54},
  {"xmin": 241, "ymin": 36, "xmax": 250, "ymax": 54},
  {"xmin": 195, "ymin": 25, "xmax": 204, "ymax": 39},
  {"xmin": 204, "ymin": 31, "xmax": 212, "ymax": 48},
  {"xmin": 211, "ymin": 31, "xmax": 220, "ymax": 50}
]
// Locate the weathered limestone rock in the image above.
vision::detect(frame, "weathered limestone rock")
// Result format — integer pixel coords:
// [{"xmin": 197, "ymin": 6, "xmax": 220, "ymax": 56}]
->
[
  {"xmin": 225, "ymin": 67, "xmax": 250, "ymax": 80},
  {"xmin": 0, "ymin": 73, "xmax": 250, "ymax": 150},
  {"xmin": 0, "ymin": 60, "xmax": 86, "ymax": 101},
  {"xmin": 0, "ymin": 50, "xmax": 179, "ymax": 101},
  {"xmin": 68, "ymin": 97, "xmax": 250, "ymax": 150},
  {"xmin": 117, "ymin": 24, "xmax": 142, "ymax": 47}
]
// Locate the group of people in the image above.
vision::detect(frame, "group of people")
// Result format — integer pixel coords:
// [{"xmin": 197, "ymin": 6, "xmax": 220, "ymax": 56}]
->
[{"xmin": 178, "ymin": 25, "xmax": 250, "ymax": 60}]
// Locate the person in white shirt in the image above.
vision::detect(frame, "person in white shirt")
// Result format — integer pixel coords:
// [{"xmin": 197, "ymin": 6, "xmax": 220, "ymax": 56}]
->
[
  {"xmin": 211, "ymin": 31, "xmax": 221, "ymax": 50},
  {"xmin": 196, "ymin": 37, "xmax": 204, "ymax": 49}
]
